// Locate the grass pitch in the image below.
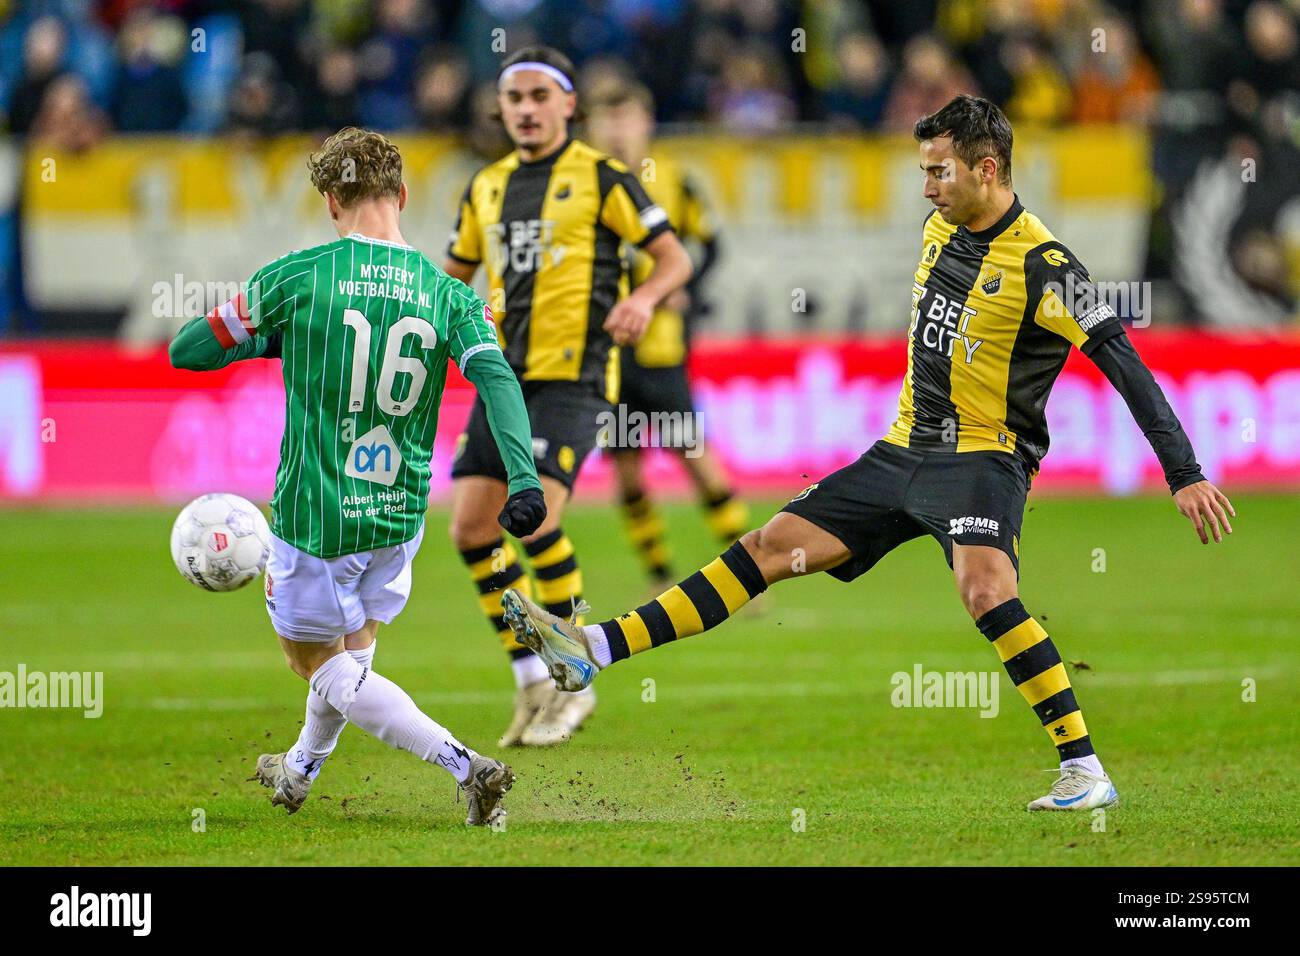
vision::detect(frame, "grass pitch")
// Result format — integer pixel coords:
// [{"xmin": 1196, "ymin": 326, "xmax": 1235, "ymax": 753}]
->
[{"xmin": 1, "ymin": 493, "xmax": 1296, "ymax": 866}]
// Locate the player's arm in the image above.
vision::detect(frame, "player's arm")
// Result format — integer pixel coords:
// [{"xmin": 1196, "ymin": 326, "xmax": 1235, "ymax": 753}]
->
[
  {"xmin": 680, "ymin": 174, "xmax": 720, "ymax": 302},
  {"xmin": 449, "ymin": 293, "xmax": 545, "ymax": 536},
  {"xmin": 168, "ymin": 293, "xmax": 282, "ymax": 371},
  {"xmin": 598, "ymin": 160, "xmax": 692, "ymax": 345},
  {"xmin": 1031, "ymin": 242, "xmax": 1234, "ymax": 544},
  {"xmin": 1088, "ymin": 334, "xmax": 1234, "ymax": 543},
  {"xmin": 443, "ymin": 177, "xmax": 482, "ymax": 286},
  {"xmin": 442, "ymin": 259, "xmax": 478, "ymax": 284}
]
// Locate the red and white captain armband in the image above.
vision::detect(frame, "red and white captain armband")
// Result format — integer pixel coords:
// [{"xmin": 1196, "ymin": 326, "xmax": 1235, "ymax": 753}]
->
[{"xmin": 205, "ymin": 292, "xmax": 256, "ymax": 349}]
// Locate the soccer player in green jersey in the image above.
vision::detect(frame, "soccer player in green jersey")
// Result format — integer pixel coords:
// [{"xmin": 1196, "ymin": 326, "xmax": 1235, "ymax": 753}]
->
[{"xmin": 169, "ymin": 128, "xmax": 548, "ymax": 826}]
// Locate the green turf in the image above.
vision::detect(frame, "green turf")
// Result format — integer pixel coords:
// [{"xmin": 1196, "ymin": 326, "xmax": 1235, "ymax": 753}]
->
[{"xmin": 1, "ymin": 493, "xmax": 1296, "ymax": 866}]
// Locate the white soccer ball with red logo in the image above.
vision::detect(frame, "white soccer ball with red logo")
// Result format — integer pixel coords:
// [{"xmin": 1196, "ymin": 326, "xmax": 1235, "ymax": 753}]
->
[{"xmin": 170, "ymin": 493, "xmax": 271, "ymax": 592}]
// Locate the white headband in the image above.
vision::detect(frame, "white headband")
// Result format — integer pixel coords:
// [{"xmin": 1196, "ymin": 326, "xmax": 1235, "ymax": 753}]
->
[{"xmin": 498, "ymin": 61, "xmax": 574, "ymax": 93}]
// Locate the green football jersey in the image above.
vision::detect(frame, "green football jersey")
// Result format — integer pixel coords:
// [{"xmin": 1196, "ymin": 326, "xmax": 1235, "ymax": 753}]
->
[{"xmin": 250, "ymin": 233, "xmax": 501, "ymax": 558}]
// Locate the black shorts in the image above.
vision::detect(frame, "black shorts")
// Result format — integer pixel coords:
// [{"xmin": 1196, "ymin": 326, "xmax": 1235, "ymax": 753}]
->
[
  {"xmin": 450, "ymin": 380, "xmax": 612, "ymax": 492},
  {"xmin": 781, "ymin": 440, "xmax": 1030, "ymax": 581},
  {"xmin": 618, "ymin": 358, "xmax": 695, "ymax": 423}
]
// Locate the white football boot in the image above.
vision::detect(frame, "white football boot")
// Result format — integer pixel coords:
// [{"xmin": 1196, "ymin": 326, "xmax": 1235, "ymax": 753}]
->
[
  {"xmin": 520, "ymin": 686, "xmax": 598, "ymax": 746},
  {"xmin": 254, "ymin": 752, "xmax": 312, "ymax": 814},
  {"xmin": 459, "ymin": 754, "xmax": 516, "ymax": 827},
  {"xmin": 498, "ymin": 679, "xmax": 558, "ymax": 748},
  {"xmin": 1027, "ymin": 766, "xmax": 1119, "ymax": 811},
  {"xmin": 501, "ymin": 589, "xmax": 599, "ymax": 692}
]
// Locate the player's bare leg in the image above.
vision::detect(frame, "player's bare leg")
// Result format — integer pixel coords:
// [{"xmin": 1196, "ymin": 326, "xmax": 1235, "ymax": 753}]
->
[
  {"xmin": 451, "ymin": 474, "xmax": 596, "ymax": 746},
  {"xmin": 614, "ymin": 448, "xmax": 675, "ymax": 594},
  {"xmin": 679, "ymin": 444, "xmax": 751, "ymax": 547},
  {"xmin": 952, "ymin": 543, "xmax": 1118, "ymax": 811},
  {"xmin": 259, "ymin": 621, "xmax": 514, "ymax": 825},
  {"xmin": 504, "ymin": 512, "xmax": 849, "ymax": 690},
  {"xmin": 678, "ymin": 444, "xmax": 728, "ymax": 499}
]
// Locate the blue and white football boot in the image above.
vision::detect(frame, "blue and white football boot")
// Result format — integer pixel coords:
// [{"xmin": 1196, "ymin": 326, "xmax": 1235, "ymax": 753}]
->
[
  {"xmin": 1027, "ymin": 766, "xmax": 1120, "ymax": 811},
  {"xmin": 501, "ymin": 589, "xmax": 599, "ymax": 693}
]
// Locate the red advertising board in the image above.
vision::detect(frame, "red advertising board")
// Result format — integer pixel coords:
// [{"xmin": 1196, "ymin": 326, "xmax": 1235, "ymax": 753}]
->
[{"xmin": 1, "ymin": 331, "xmax": 1298, "ymax": 504}]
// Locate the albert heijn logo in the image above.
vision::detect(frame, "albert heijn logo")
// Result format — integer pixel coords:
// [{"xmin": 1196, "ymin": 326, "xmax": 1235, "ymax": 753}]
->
[{"xmin": 345, "ymin": 424, "xmax": 403, "ymax": 487}]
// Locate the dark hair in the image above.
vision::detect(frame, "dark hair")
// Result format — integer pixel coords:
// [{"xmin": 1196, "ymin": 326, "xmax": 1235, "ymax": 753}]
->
[
  {"xmin": 588, "ymin": 80, "xmax": 655, "ymax": 115},
  {"xmin": 493, "ymin": 46, "xmax": 583, "ymax": 121},
  {"xmin": 913, "ymin": 94, "xmax": 1013, "ymax": 185},
  {"xmin": 498, "ymin": 46, "xmax": 578, "ymax": 90}
]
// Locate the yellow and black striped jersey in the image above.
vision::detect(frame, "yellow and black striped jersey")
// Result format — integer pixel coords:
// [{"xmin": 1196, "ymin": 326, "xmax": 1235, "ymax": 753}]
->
[
  {"xmin": 884, "ymin": 196, "xmax": 1124, "ymax": 472},
  {"xmin": 626, "ymin": 152, "xmax": 716, "ymax": 368},
  {"xmin": 448, "ymin": 137, "xmax": 673, "ymax": 396}
]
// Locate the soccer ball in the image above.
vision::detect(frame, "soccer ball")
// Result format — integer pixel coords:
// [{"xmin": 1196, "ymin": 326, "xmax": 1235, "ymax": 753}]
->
[{"xmin": 170, "ymin": 493, "xmax": 271, "ymax": 592}]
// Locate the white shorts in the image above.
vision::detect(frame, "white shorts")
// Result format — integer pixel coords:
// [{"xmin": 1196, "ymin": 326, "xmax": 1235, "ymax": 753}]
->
[{"xmin": 264, "ymin": 526, "xmax": 424, "ymax": 643}]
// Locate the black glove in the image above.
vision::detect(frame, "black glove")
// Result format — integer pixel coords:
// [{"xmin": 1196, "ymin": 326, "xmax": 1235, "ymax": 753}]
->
[
  {"xmin": 498, "ymin": 486, "xmax": 546, "ymax": 538},
  {"xmin": 260, "ymin": 332, "xmax": 284, "ymax": 360}
]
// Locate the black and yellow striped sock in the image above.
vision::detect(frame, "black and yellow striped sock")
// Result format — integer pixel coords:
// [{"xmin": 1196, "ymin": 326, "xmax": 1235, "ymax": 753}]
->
[
  {"xmin": 459, "ymin": 538, "xmax": 533, "ymax": 658},
  {"xmin": 702, "ymin": 488, "xmax": 749, "ymax": 544},
  {"xmin": 597, "ymin": 540, "xmax": 767, "ymax": 662},
  {"xmin": 621, "ymin": 490, "xmax": 674, "ymax": 585},
  {"xmin": 977, "ymin": 598, "xmax": 1094, "ymax": 760},
  {"xmin": 524, "ymin": 528, "xmax": 585, "ymax": 624}
]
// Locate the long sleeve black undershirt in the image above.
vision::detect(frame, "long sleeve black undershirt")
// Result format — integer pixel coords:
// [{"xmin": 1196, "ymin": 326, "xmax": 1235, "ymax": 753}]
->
[{"xmin": 1084, "ymin": 331, "xmax": 1204, "ymax": 494}]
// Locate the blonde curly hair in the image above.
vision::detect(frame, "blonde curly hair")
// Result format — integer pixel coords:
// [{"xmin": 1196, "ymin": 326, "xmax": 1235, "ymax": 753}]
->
[{"xmin": 307, "ymin": 127, "xmax": 403, "ymax": 207}]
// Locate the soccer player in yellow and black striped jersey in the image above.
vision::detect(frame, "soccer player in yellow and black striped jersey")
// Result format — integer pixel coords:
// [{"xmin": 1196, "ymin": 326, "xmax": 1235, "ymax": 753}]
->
[
  {"xmin": 442, "ymin": 47, "xmax": 693, "ymax": 748},
  {"xmin": 586, "ymin": 82, "xmax": 749, "ymax": 591},
  {"xmin": 501, "ymin": 95, "xmax": 1238, "ymax": 812}
]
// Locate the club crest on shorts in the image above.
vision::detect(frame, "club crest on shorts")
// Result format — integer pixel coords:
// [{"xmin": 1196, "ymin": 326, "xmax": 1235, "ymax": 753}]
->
[{"xmin": 557, "ymin": 445, "xmax": 576, "ymax": 473}]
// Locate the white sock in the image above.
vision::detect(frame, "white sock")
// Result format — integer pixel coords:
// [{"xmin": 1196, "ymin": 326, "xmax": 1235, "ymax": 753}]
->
[
  {"xmin": 1062, "ymin": 754, "xmax": 1106, "ymax": 778},
  {"xmin": 584, "ymin": 624, "xmax": 612, "ymax": 668},
  {"xmin": 511, "ymin": 652, "xmax": 550, "ymax": 688},
  {"xmin": 347, "ymin": 640, "xmax": 376, "ymax": 671},
  {"xmin": 310, "ymin": 651, "xmax": 476, "ymax": 783},
  {"xmin": 284, "ymin": 641, "xmax": 378, "ymax": 780}
]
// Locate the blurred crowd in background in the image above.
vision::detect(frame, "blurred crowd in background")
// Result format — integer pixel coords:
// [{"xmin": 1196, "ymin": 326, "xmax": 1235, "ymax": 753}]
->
[
  {"xmin": 0, "ymin": 0, "xmax": 1296, "ymax": 331},
  {"xmin": 0, "ymin": 0, "xmax": 1295, "ymax": 143}
]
